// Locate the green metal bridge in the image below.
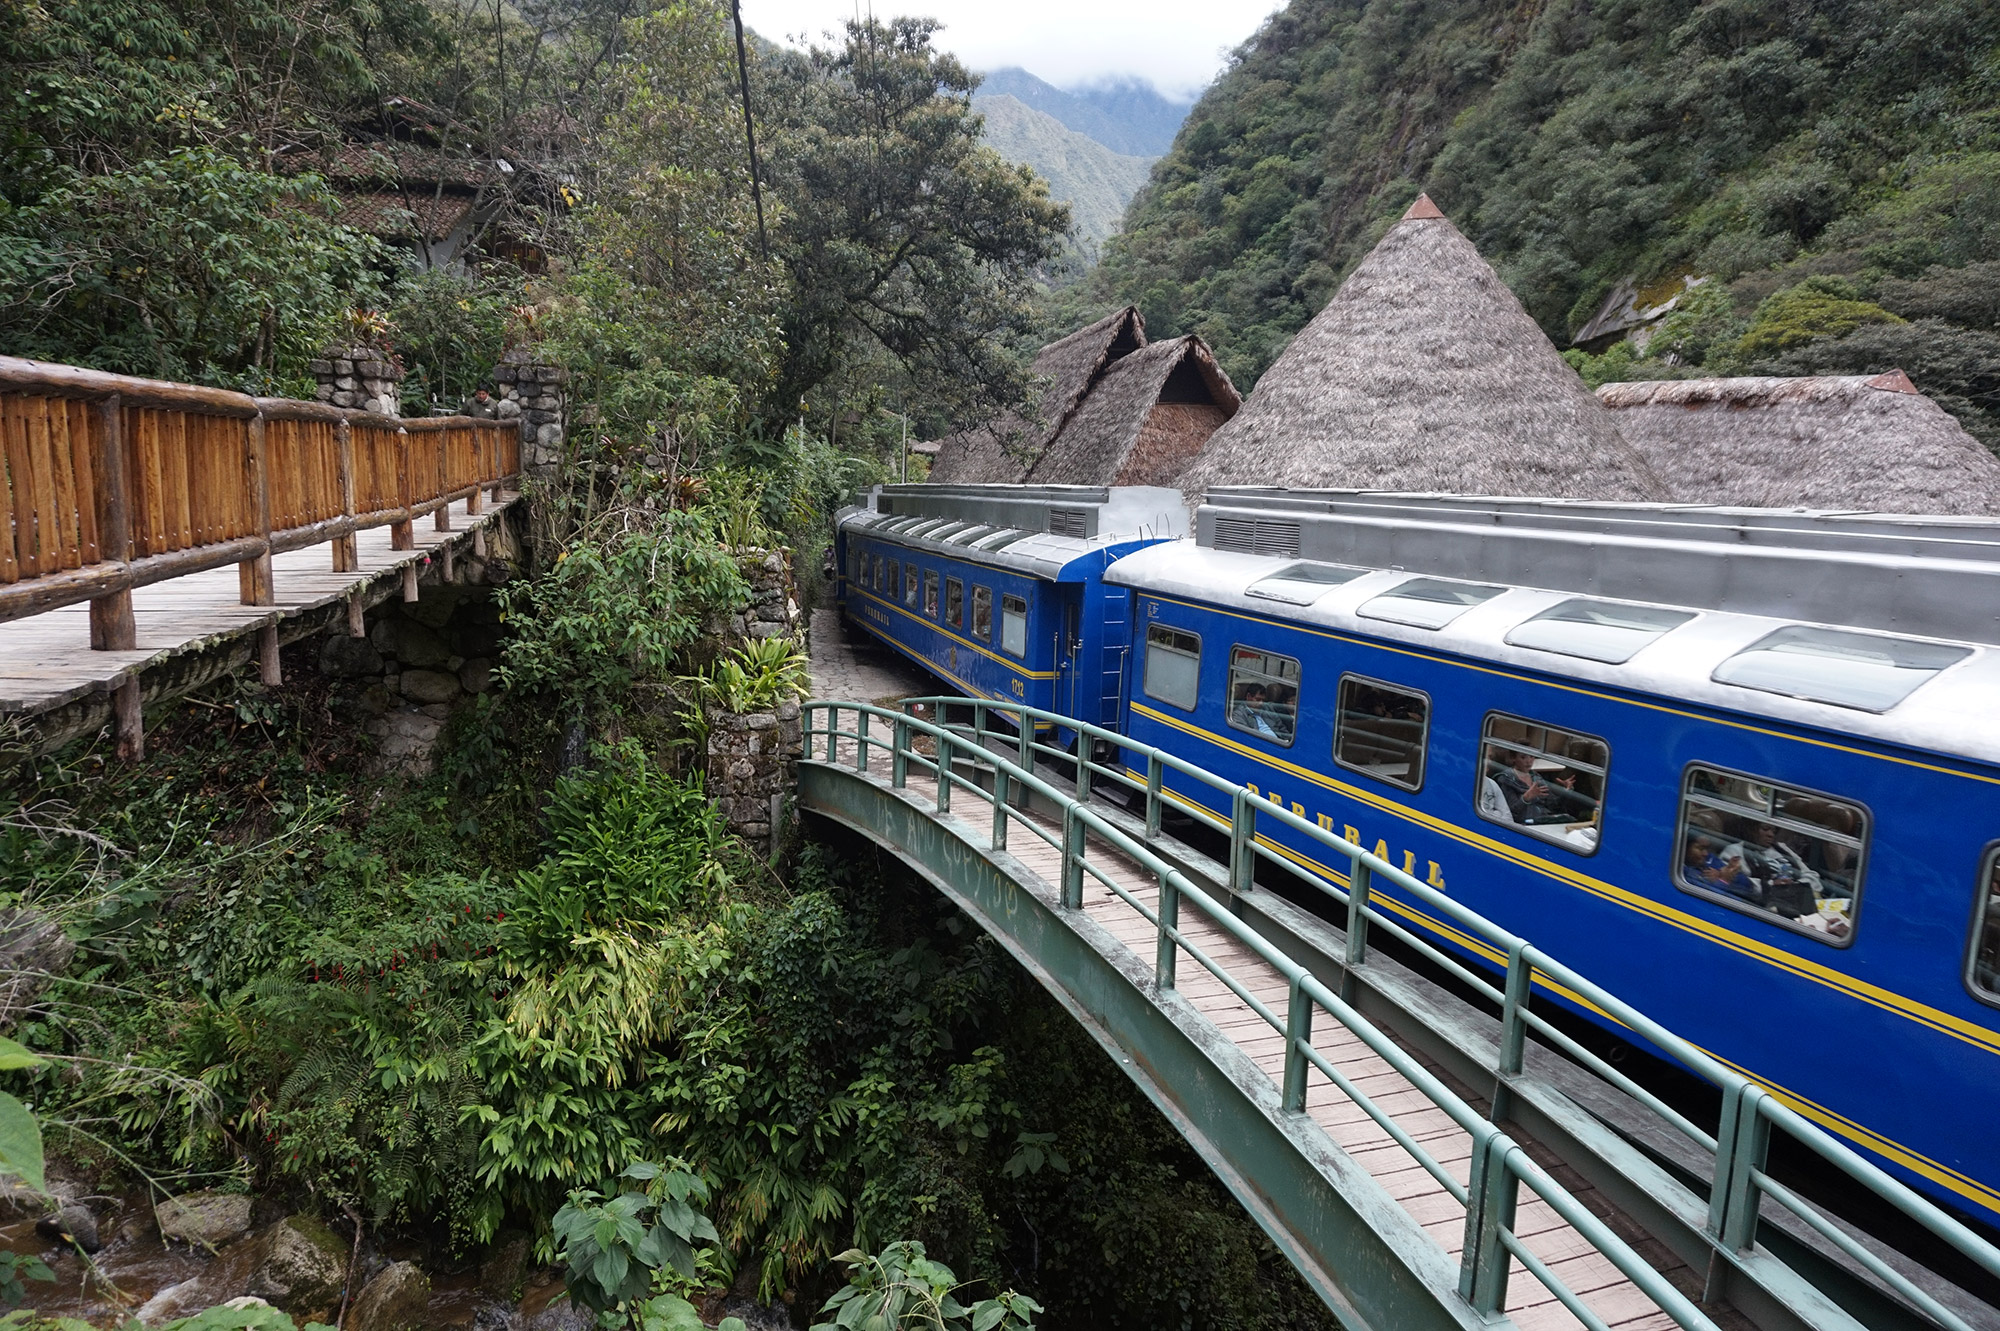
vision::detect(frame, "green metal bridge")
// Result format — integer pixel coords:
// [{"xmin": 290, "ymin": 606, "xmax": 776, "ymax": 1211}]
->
[{"xmin": 798, "ymin": 697, "xmax": 2000, "ymax": 1331}]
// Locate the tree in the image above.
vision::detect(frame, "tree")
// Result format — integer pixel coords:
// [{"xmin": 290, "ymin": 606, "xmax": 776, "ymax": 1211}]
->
[{"xmin": 758, "ymin": 18, "xmax": 1071, "ymax": 437}]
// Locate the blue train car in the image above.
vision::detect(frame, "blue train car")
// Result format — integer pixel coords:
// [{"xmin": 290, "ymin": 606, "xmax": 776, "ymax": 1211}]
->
[
  {"xmin": 834, "ymin": 484, "xmax": 1187, "ymax": 730},
  {"xmin": 1108, "ymin": 488, "xmax": 2000, "ymax": 1225}
]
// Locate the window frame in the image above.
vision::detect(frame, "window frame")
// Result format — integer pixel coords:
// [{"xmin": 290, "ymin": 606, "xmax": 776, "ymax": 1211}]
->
[
  {"xmin": 1000, "ymin": 593, "xmax": 1028, "ymax": 658},
  {"xmin": 1670, "ymin": 761, "xmax": 1869, "ymax": 949},
  {"xmin": 971, "ymin": 585, "xmax": 993, "ymax": 641},
  {"xmin": 1141, "ymin": 623, "xmax": 1203, "ymax": 712},
  {"xmin": 1224, "ymin": 643, "xmax": 1302, "ymax": 748},
  {"xmin": 1473, "ymin": 711, "xmax": 1611, "ymax": 858},
  {"xmin": 945, "ymin": 576, "xmax": 964, "ymax": 629},
  {"xmin": 923, "ymin": 570, "xmax": 940, "ymax": 619},
  {"xmin": 904, "ymin": 561, "xmax": 920, "ymax": 607},
  {"xmin": 1964, "ymin": 842, "xmax": 2000, "ymax": 1010},
  {"xmin": 1331, "ymin": 672, "xmax": 1432, "ymax": 793}
]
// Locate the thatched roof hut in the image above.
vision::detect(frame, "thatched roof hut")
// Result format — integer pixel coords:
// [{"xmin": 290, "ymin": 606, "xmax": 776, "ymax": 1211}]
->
[
  {"xmin": 1176, "ymin": 196, "xmax": 1667, "ymax": 502},
  {"xmin": 1025, "ymin": 335, "xmax": 1241, "ymax": 486},
  {"xmin": 1599, "ymin": 371, "xmax": 2000, "ymax": 514},
  {"xmin": 926, "ymin": 307, "xmax": 1146, "ymax": 484}
]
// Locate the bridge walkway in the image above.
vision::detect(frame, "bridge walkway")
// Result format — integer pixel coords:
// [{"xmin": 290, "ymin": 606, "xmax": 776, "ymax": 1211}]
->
[{"xmin": 804, "ymin": 698, "xmax": 2000, "ymax": 1331}]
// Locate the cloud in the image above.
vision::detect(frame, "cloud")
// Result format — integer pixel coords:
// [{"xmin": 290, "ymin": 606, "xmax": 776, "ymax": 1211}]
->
[{"xmin": 738, "ymin": 0, "xmax": 1276, "ymax": 99}]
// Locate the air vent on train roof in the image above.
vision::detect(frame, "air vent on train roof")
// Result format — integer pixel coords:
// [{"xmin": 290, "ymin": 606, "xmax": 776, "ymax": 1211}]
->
[
  {"xmin": 1047, "ymin": 507, "xmax": 1088, "ymax": 538},
  {"xmin": 1212, "ymin": 515, "xmax": 1302, "ymax": 558}
]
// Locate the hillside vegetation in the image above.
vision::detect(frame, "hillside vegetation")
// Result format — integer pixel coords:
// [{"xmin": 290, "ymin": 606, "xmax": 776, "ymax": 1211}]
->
[
  {"xmin": 978, "ymin": 94, "xmax": 1156, "ymax": 251},
  {"xmin": 978, "ymin": 68, "xmax": 1191, "ymax": 157},
  {"xmin": 1086, "ymin": 0, "xmax": 2000, "ymax": 445}
]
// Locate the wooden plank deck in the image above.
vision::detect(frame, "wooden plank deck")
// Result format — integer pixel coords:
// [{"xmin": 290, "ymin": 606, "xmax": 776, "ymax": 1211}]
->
[{"xmin": 0, "ymin": 495, "xmax": 515, "ymax": 714}]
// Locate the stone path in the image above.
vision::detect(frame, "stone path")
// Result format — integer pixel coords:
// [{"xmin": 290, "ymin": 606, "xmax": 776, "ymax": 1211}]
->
[{"xmin": 807, "ymin": 607, "xmax": 938, "ymax": 705}]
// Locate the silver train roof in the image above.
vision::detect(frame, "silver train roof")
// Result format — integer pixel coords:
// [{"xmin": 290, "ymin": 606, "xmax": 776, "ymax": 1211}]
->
[
  {"xmin": 838, "ymin": 484, "xmax": 1188, "ymax": 581},
  {"xmin": 1109, "ymin": 489, "xmax": 2000, "ymax": 765}
]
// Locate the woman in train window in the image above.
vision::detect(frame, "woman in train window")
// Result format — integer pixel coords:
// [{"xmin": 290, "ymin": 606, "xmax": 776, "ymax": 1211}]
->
[
  {"xmin": 1719, "ymin": 823, "xmax": 1821, "ymax": 920},
  {"xmin": 1682, "ymin": 835, "xmax": 1755, "ymax": 900}
]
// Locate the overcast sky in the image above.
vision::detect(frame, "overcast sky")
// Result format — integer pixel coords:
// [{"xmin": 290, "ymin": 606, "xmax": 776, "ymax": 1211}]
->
[{"xmin": 736, "ymin": 0, "xmax": 1279, "ymax": 100}]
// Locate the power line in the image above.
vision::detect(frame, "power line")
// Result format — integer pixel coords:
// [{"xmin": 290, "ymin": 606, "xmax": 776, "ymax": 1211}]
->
[{"xmin": 728, "ymin": 0, "xmax": 769, "ymax": 259}]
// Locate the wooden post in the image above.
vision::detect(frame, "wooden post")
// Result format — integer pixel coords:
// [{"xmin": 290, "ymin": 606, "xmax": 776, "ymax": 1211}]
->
[
  {"xmin": 112, "ymin": 676, "xmax": 143, "ymax": 763},
  {"xmin": 258, "ymin": 621, "xmax": 282, "ymax": 686},
  {"xmin": 346, "ymin": 590, "xmax": 365, "ymax": 638},
  {"xmin": 88, "ymin": 395, "xmax": 137, "ymax": 653},
  {"xmin": 401, "ymin": 561, "xmax": 419, "ymax": 602},
  {"xmin": 441, "ymin": 540, "xmax": 455, "ymax": 582},
  {"xmin": 333, "ymin": 418, "xmax": 358, "ymax": 573},
  {"xmin": 238, "ymin": 413, "xmax": 273, "ymax": 606},
  {"xmin": 466, "ymin": 427, "xmax": 484, "ymax": 516},
  {"xmin": 472, "ymin": 525, "xmax": 487, "ymax": 560},
  {"xmin": 432, "ymin": 431, "xmax": 452, "ymax": 530},
  {"xmin": 390, "ymin": 427, "xmax": 413, "ymax": 551}
]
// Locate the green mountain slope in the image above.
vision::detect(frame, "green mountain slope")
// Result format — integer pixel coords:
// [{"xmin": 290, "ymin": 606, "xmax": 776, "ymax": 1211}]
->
[
  {"xmin": 1092, "ymin": 0, "xmax": 2000, "ymax": 443},
  {"xmin": 978, "ymin": 93, "xmax": 1156, "ymax": 252},
  {"xmin": 979, "ymin": 67, "xmax": 1191, "ymax": 157}
]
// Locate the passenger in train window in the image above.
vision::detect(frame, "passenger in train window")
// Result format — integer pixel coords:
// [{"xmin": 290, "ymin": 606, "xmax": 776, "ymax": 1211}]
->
[
  {"xmin": 971, "ymin": 586, "xmax": 993, "ymax": 640},
  {"xmin": 1232, "ymin": 683, "xmax": 1280, "ymax": 741},
  {"xmin": 904, "ymin": 562, "xmax": 919, "ymax": 606},
  {"xmin": 1490, "ymin": 749, "xmax": 1552, "ymax": 821},
  {"xmin": 1335, "ymin": 677, "xmax": 1430, "ymax": 790},
  {"xmin": 1474, "ymin": 717, "xmax": 1607, "ymax": 853},
  {"xmin": 1682, "ymin": 836, "xmax": 1755, "ymax": 899},
  {"xmin": 1971, "ymin": 854, "xmax": 2000, "ymax": 999},
  {"xmin": 887, "ymin": 562, "xmax": 901, "ymax": 601},
  {"xmin": 923, "ymin": 571, "xmax": 939, "ymax": 618},
  {"xmin": 1676, "ymin": 766, "xmax": 1863, "ymax": 942},
  {"xmin": 872, "ymin": 555, "xmax": 884, "ymax": 590},
  {"xmin": 1226, "ymin": 648, "xmax": 1301, "ymax": 746}
]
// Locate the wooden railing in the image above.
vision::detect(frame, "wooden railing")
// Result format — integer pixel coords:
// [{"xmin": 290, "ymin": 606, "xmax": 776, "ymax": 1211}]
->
[{"xmin": 0, "ymin": 355, "xmax": 519, "ymax": 651}]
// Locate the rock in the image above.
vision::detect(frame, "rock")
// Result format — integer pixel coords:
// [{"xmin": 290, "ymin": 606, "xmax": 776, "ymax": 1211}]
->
[
  {"xmin": 390, "ymin": 621, "xmax": 452, "ymax": 667},
  {"xmin": 0, "ymin": 909, "xmax": 74, "ymax": 1029},
  {"xmin": 399, "ymin": 669, "xmax": 461, "ymax": 704},
  {"xmin": 745, "ymin": 713, "xmax": 776, "ymax": 730},
  {"xmin": 478, "ymin": 1234, "xmax": 530, "ymax": 1299},
  {"xmin": 36, "ymin": 1202, "xmax": 100, "ymax": 1252},
  {"xmin": 244, "ymin": 1214, "xmax": 349, "ymax": 1312},
  {"xmin": 459, "ymin": 658, "xmax": 493, "ymax": 694},
  {"xmin": 348, "ymin": 1260, "xmax": 429, "ymax": 1331},
  {"xmin": 774, "ymin": 700, "xmax": 801, "ymax": 721},
  {"xmin": 319, "ymin": 634, "xmax": 384, "ymax": 678},
  {"xmin": 496, "ymin": 398, "xmax": 521, "ymax": 419},
  {"xmin": 157, "ymin": 1190, "xmax": 253, "ymax": 1249}
]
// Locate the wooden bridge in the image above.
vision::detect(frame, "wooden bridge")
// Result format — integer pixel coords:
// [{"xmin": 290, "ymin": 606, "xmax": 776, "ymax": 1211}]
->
[
  {"xmin": 800, "ymin": 697, "xmax": 2000, "ymax": 1331},
  {"xmin": 0, "ymin": 356, "xmax": 520, "ymax": 757}
]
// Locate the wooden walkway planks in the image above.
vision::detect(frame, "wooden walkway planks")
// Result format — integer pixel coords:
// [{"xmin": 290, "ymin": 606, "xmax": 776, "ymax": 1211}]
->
[{"xmin": 0, "ymin": 496, "xmax": 514, "ymax": 714}]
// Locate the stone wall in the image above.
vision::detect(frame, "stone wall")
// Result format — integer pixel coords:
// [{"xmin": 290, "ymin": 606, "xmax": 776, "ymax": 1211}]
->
[
  {"xmin": 317, "ymin": 584, "xmax": 504, "ymax": 775},
  {"xmin": 309, "ymin": 343, "xmax": 404, "ymax": 416},
  {"xmin": 706, "ymin": 549, "xmax": 807, "ymax": 852},
  {"xmin": 494, "ymin": 346, "xmax": 567, "ymax": 472}
]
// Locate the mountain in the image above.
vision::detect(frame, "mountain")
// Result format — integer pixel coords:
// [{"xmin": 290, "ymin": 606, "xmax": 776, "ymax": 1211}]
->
[
  {"xmin": 977, "ymin": 68, "xmax": 1191, "ymax": 159},
  {"xmin": 1090, "ymin": 0, "xmax": 2000, "ymax": 446},
  {"xmin": 977, "ymin": 94, "xmax": 1156, "ymax": 252}
]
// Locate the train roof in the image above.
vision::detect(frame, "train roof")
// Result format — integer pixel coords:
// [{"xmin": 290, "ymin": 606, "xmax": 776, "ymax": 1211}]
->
[
  {"xmin": 1109, "ymin": 489, "xmax": 2000, "ymax": 765},
  {"xmin": 838, "ymin": 484, "xmax": 1188, "ymax": 581}
]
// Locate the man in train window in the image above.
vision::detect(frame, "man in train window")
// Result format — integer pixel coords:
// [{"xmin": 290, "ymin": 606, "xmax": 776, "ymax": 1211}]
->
[
  {"xmin": 1489, "ymin": 748, "xmax": 1554, "ymax": 822},
  {"xmin": 1263, "ymin": 683, "xmax": 1298, "ymax": 744},
  {"xmin": 1682, "ymin": 834, "xmax": 1755, "ymax": 900},
  {"xmin": 1721, "ymin": 822, "xmax": 1821, "ymax": 920},
  {"xmin": 1232, "ymin": 682, "xmax": 1281, "ymax": 741}
]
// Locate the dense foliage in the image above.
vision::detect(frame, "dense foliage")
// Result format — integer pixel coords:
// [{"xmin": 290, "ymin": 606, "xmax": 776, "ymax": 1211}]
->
[{"xmin": 1080, "ymin": 0, "xmax": 2000, "ymax": 444}]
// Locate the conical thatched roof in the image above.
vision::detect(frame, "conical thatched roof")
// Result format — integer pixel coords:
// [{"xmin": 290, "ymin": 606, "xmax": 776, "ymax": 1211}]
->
[
  {"xmin": 1025, "ymin": 335, "xmax": 1240, "ymax": 486},
  {"xmin": 1599, "ymin": 371, "xmax": 2000, "ymax": 514},
  {"xmin": 1176, "ymin": 196, "xmax": 1667, "ymax": 501},
  {"xmin": 926, "ymin": 307, "xmax": 1146, "ymax": 483}
]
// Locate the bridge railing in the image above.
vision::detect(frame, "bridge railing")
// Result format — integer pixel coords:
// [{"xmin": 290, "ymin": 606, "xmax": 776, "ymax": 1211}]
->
[
  {"xmin": 803, "ymin": 697, "xmax": 2000, "ymax": 1331},
  {"xmin": 0, "ymin": 355, "xmax": 519, "ymax": 650}
]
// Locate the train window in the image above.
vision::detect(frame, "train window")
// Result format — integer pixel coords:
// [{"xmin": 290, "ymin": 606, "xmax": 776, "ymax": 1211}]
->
[
  {"xmin": 847, "ymin": 550, "xmax": 860, "ymax": 585},
  {"xmin": 886, "ymin": 561, "xmax": 901, "ymax": 601},
  {"xmin": 1226, "ymin": 647, "xmax": 1300, "ymax": 746},
  {"xmin": 1506, "ymin": 600, "xmax": 1695, "ymax": 664},
  {"xmin": 1246, "ymin": 561, "xmax": 1367, "ymax": 606},
  {"xmin": 946, "ymin": 577, "xmax": 964, "ymax": 628},
  {"xmin": 923, "ymin": 571, "xmax": 940, "ymax": 618},
  {"xmin": 903, "ymin": 562, "xmax": 919, "ymax": 607},
  {"xmin": 1143, "ymin": 626, "xmax": 1201, "ymax": 710},
  {"xmin": 1334, "ymin": 676, "xmax": 1429, "ymax": 790},
  {"xmin": 871, "ymin": 555, "xmax": 884, "ymax": 590},
  {"xmin": 1712, "ymin": 626, "xmax": 1971, "ymax": 713},
  {"xmin": 1358, "ymin": 578, "xmax": 1505, "ymax": 630},
  {"xmin": 1675, "ymin": 766, "xmax": 1866, "ymax": 946},
  {"xmin": 971, "ymin": 586, "xmax": 993, "ymax": 640},
  {"xmin": 1475, "ymin": 715, "xmax": 1609, "ymax": 855},
  {"xmin": 1968, "ymin": 849, "xmax": 2000, "ymax": 1005},
  {"xmin": 1001, "ymin": 594, "xmax": 1027, "ymax": 656}
]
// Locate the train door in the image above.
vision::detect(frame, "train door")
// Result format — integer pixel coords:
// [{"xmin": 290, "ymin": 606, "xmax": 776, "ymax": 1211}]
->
[{"xmin": 1054, "ymin": 587, "xmax": 1085, "ymax": 722}]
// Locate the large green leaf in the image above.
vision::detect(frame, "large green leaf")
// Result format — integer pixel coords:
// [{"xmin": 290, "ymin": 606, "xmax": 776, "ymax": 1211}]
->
[
  {"xmin": 0, "ymin": 1094, "xmax": 44, "ymax": 1193},
  {"xmin": 0, "ymin": 1038, "xmax": 42, "ymax": 1073}
]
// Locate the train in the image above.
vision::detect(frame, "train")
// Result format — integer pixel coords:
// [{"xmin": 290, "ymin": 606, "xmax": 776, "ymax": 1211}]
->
[{"xmin": 834, "ymin": 482, "xmax": 2000, "ymax": 1229}]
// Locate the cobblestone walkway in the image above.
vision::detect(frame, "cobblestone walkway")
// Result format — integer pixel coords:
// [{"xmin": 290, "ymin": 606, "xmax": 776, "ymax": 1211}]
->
[{"xmin": 807, "ymin": 608, "xmax": 940, "ymax": 704}]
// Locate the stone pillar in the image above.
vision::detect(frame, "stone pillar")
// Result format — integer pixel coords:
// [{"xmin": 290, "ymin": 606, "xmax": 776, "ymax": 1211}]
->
[
  {"xmin": 705, "ymin": 548, "xmax": 807, "ymax": 853},
  {"xmin": 310, "ymin": 344, "xmax": 404, "ymax": 416},
  {"xmin": 493, "ymin": 347, "xmax": 567, "ymax": 472}
]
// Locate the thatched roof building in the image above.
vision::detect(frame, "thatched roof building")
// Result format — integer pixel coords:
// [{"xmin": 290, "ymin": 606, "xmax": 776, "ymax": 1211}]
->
[
  {"xmin": 1599, "ymin": 371, "xmax": 2000, "ymax": 514},
  {"xmin": 1176, "ymin": 196, "xmax": 1667, "ymax": 502},
  {"xmin": 1026, "ymin": 335, "xmax": 1241, "ymax": 486},
  {"xmin": 926, "ymin": 309, "xmax": 1239, "ymax": 486}
]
